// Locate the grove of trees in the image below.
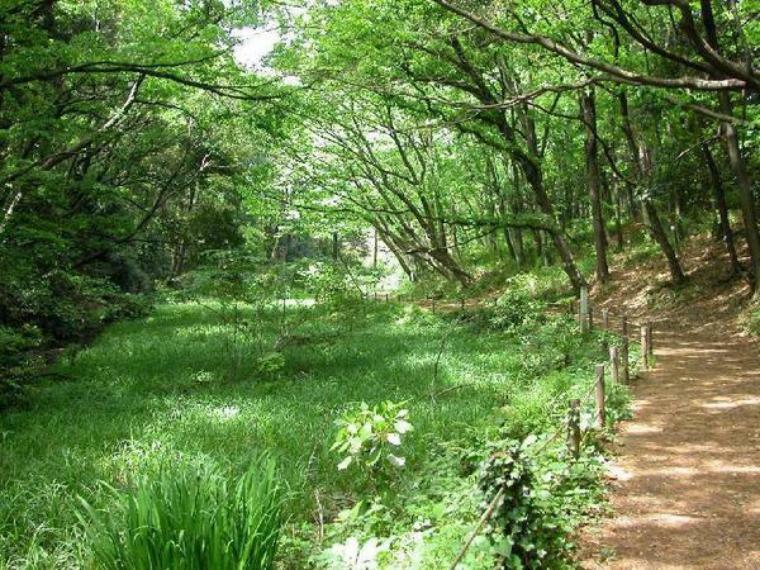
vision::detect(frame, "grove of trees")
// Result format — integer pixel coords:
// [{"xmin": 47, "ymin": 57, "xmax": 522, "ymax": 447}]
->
[
  {"xmin": 1, "ymin": 1, "xmax": 759, "ymax": 568},
  {"xmin": 2, "ymin": 0, "xmax": 758, "ymax": 359}
]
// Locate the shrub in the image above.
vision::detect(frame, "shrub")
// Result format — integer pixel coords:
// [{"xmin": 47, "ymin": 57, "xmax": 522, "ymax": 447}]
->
[
  {"xmin": 332, "ymin": 401, "xmax": 413, "ymax": 474},
  {"xmin": 478, "ymin": 436, "xmax": 587, "ymax": 569},
  {"xmin": 0, "ymin": 325, "xmax": 42, "ymax": 368},
  {"xmin": 79, "ymin": 460, "xmax": 283, "ymax": 570},
  {"xmin": 1, "ymin": 267, "xmax": 152, "ymax": 344},
  {"xmin": 0, "ymin": 325, "xmax": 44, "ymax": 409},
  {"xmin": 103, "ymin": 293, "xmax": 153, "ymax": 322},
  {"xmin": 301, "ymin": 262, "xmax": 351, "ymax": 305},
  {"xmin": 491, "ymin": 285, "xmax": 546, "ymax": 333}
]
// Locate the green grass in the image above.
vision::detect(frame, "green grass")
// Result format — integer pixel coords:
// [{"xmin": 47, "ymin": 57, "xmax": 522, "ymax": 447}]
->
[
  {"xmin": 0, "ymin": 300, "xmax": 628, "ymax": 568},
  {"xmin": 79, "ymin": 459, "xmax": 282, "ymax": 570}
]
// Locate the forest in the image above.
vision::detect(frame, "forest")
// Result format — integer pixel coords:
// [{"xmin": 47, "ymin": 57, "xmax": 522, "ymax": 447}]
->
[{"xmin": 1, "ymin": 0, "xmax": 758, "ymax": 568}]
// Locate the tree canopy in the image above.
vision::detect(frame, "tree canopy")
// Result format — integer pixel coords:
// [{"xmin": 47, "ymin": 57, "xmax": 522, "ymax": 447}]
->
[{"xmin": 1, "ymin": 0, "xmax": 758, "ymax": 347}]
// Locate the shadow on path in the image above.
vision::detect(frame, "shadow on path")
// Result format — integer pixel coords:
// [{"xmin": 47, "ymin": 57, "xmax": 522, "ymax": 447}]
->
[{"xmin": 580, "ymin": 327, "xmax": 760, "ymax": 569}]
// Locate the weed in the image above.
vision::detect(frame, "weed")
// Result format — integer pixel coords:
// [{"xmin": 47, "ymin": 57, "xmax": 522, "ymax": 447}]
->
[{"xmin": 78, "ymin": 459, "xmax": 283, "ymax": 570}]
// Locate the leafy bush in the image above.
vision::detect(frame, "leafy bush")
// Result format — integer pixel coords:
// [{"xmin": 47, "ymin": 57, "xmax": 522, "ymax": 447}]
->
[
  {"xmin": 79, "ymin": 460, "xmax": 283, "ymax": 570},
  {"xmin": 0, "ymin": 325, "xmax": 43, "ymax": 368},
  {"xmin": 1, "ymin": 267, "xmax": 152, "ymax": 343},
  {"xmin": 514, "ymin": 316, "xmax": 583, "ymax": 376},
  {"xmin": 254, "ymin": 351, "xmax": 286, "ymax": 379},
  {"xmin": 301, "ymin": 262, "xmax": 353, "ymax": 305},
  {"xmin": 480, "ymin": 438, "xmax": 547, "ymax": 568},
  {"xmin": 103, "ymin": 293, "xmax": 153, "ymax": 322},
  {"xmin": 332, "ymin": 401, "xmax": 413, "ymax": 474},
  {"xmin": 491, "ymin": 285, "xmax": 546, "ymax": 333},
  {"xmin": 478, "ymin": 435, "xmax": 603, "ymax": 569},
  {"xmin": 0, "ymin": 324, "xmax": 44, "ymax": 408}
]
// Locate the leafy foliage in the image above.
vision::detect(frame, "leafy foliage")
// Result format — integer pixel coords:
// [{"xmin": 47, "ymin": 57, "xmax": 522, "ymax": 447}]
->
[
  {"xmin": 4, "ymin": 0, "xmax": 757, "ymax": 566},
  {"xmin": 0, "ymin": 301, "xmax": 625, "ymax": 567},
  {"xmin": 79, "ymin": 460, "xmax": 283, "ymax": 570},
  {"xmin": 332, "ymin": 401, "xmax": 413, "ymax": 474},
  {"xmin": 491, "ymin": 286, "xmax": 548, "ymax": 333},
  {"xmin": 478, "ymin": 435, "xmax": 604, "ymax": 569}
]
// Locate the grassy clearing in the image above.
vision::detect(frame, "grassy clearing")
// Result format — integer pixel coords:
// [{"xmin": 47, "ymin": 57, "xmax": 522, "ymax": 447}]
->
[{"xmin": 0, "ymin": 299, "xmax": 631, "ymax": 568}]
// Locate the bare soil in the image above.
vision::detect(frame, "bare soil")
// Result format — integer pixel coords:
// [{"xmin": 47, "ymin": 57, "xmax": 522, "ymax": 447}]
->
[{"xmin": 579, "ymin": 234, "xmax": 760, "ymax": 569}]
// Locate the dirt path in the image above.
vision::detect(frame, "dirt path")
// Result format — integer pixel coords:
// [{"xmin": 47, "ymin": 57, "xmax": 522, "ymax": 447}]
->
[
  {"xmin": 580, "ymin": 237, "xmax": 760, "ymax": 568},
  {"xmin": 581, "ymin": 325, "xmax": 760, "ymax": 568}
]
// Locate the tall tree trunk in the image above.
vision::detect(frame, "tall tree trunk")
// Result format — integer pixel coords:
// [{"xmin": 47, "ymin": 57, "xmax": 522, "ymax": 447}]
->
[
  {"xmin": 701, "ymin": 0, "xmax": 760, "ymax": 296},
  {"xmin": 532, "ymin": 227, "xmax": 543, "ymax": 266},
  {"xmin": 503, "ymin": 127, "xmax": 586, "ymax": 293},
  {"xmin": 722, "ymin": 115, "xmax": 760, "ymax": 294},
  {"xmin": 509, "ymin": 162, "xmax": 525, "ymax": 267},
  {"xmin": 702, "ymin": 142, "xmax": 741, "ymax": 275},
  {"xmin": 0, "ymin": 191, "xmax": 21, "ymax": 237},
  {"xmin": 618, "ymin": 92, "xmax": 641, "ymax": 221},
  {"xmin": 581, "ymin": 89, "xmax": 610, "ymax": 283},
  {"xmin": 561, "ymin": 181, "xmax": 573, "ymax": 230},
  {"xmin": 643, "ymin": 198, "xmax": 686, "ymax": 285},
  {"xmin": 542, "ymin": 231, "xmax": 553, "ymax": 266},
  {"xmin": 497, "ymin": 191, "xmax": 519, "ymax": 264},
  {"xmin": 429, "ymin": 247, "xmax": 472, "ymax": 287},
  {"xmin": 332, "ymin": 231, "xmax": 339, "ymax": 261},
  {"xmin": 171, "ymin": 179, "xmax": 200, "ymax": 277},
  {"xmin": 451, "ymin": 225, "xmax": 462, "ymax": 260},
  {"xmin": 614, "ymin": 187, "xmax": 624, "ymax": 252},
  {"xmin": 372, "ymin": 227, "xmax": 378, "ymax": 268},
  {"xmin": 377, "ymin": 228, "xmax": 413, "ymax": 279},
  {"xmin": 601, "ymin": 171, "xmax": 613, "ymax": 245},
  {"xmin": 618, "ymin": 96, "xmax": 685, "ymax": 284},
  {"xmin": 522, "ymin": 163, "xmax": 585, "ymax": 292}
]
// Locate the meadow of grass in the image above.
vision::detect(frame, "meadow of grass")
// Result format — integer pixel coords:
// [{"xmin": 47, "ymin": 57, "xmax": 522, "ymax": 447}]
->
[{"xmin": 0, "ymin": 297, "xmax": 632, "ymax": 568}]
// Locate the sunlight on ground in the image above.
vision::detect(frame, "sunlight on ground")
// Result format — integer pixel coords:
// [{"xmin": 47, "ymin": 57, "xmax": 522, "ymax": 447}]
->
[
  {"xmin": 624, "ymin": 423, "xmax": 664, "ymax": 435},
  {"xmin": 701, "ymin": 396, "xmax": 760, "ymax": 410},
  {"xmin": 615, "ymin": 513, "xmax": 702, "ymax": 529}
]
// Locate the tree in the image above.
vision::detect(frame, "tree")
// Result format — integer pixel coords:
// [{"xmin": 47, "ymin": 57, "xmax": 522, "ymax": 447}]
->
[{"xmin": 431, "ymin": 0, "xmax": 759, "ymax": 294}]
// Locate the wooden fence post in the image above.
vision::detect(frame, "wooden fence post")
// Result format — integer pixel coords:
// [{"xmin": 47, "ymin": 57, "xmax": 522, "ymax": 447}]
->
[
  {"xmin": 567, "ymin": 399, "xmax": 581, "ymax": 458},
  {"xmin": 610, "ymin": 346, "xmax": 620, "ymax": 384},
  {"xmin": 622, "ymin": 315, "xmax": 628, "ymax": 338},
  {"xmin": 431, "ymin": 298, "xmax": 437, "ymax": 312},
  {"xmin": 621, "ymin": 336, "xmax": 629, "ymax": 384},
  {"xmin": 647, "ymin": 321, "xmax": 654, "ymax": 359},
  {"xmin": 385, "ymin": 293, "xmax": 389, "ymax": 302},
  {"xmin": 579, "ymin": 286, "xmax": 589, "ymax": 333},
  {"xmin": 595, "ymin": 364, "xmax": 606, "ymax": 429},
  {"xmin": 641, "ymin": 324, "xmax": 649, "ymax": 370},
  {"xmin": 589, "ymin": 306, "xmax": 594, "ymax": 330},
  {"xmin": 460, "ymin": 298, "xmax": 465, "ymax": 311},
  {"xmin": 602, "ymin": 308, "xmax": 609, "ymax": 329}
]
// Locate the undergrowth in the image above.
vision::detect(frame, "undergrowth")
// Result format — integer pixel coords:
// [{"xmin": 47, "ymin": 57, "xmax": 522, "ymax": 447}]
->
[
  {"xmin": 79, "ymin": 459, "xmax": 282, "ymax": 570},
  {"xmin": 0, "ymin": 290, "xmax": 631, "ymax": 568}
]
